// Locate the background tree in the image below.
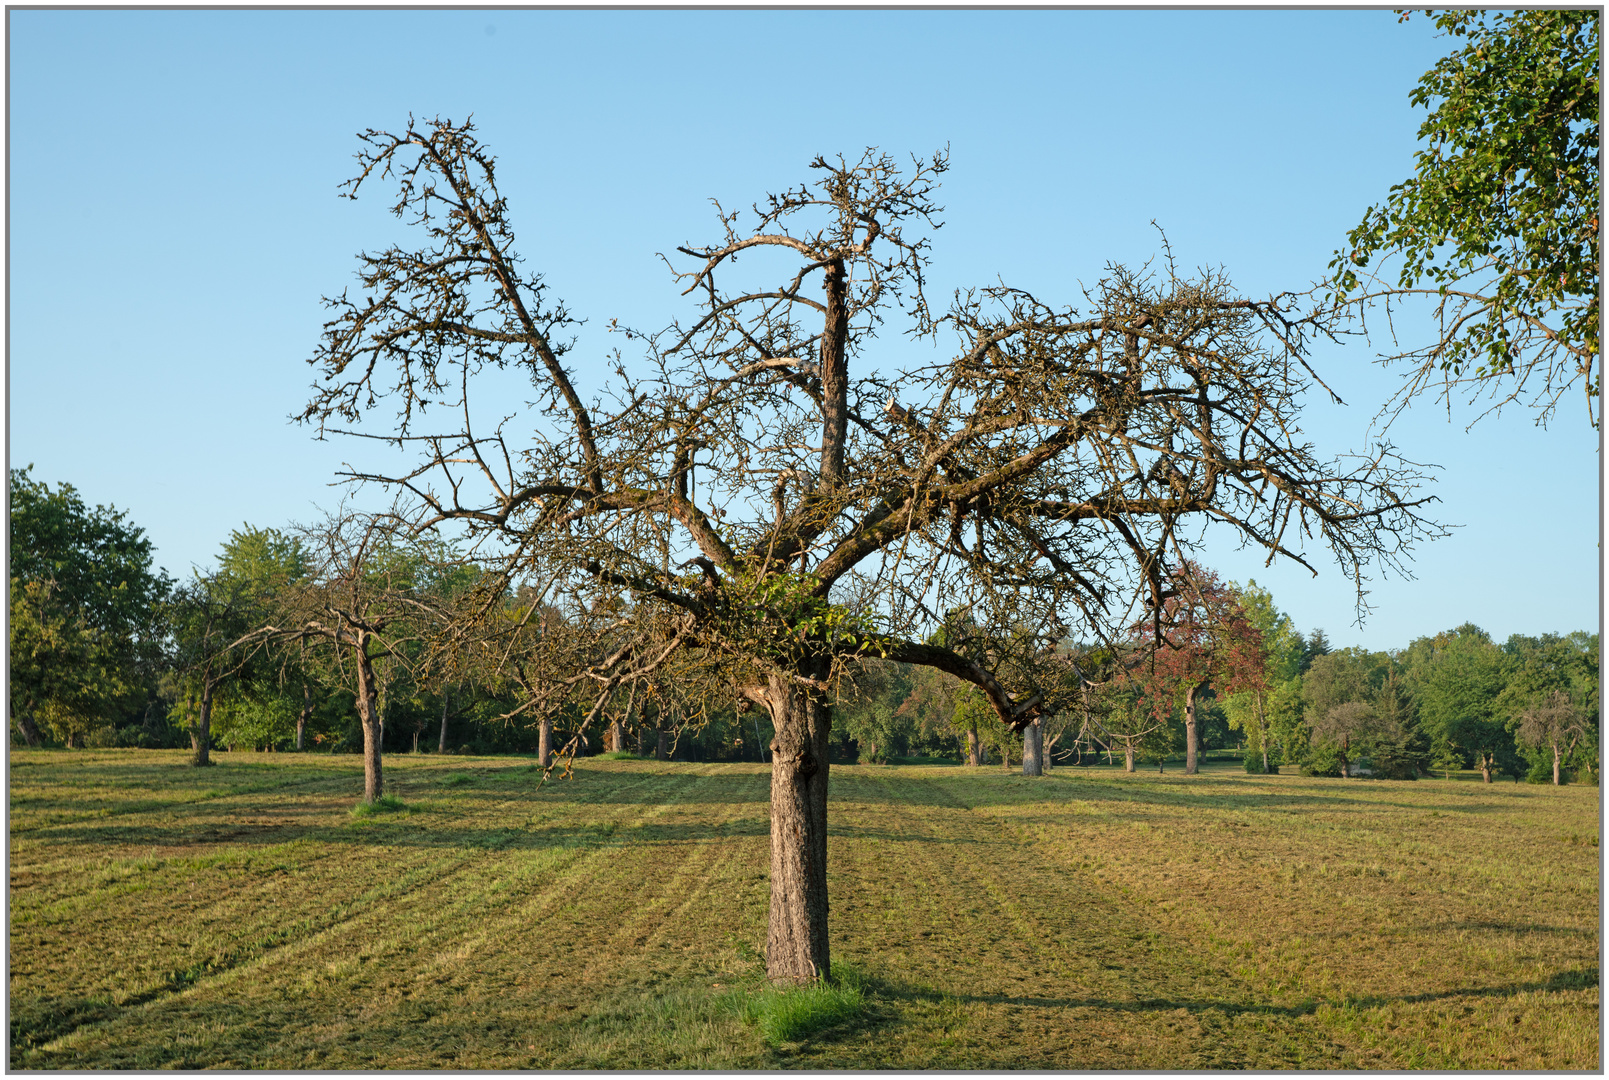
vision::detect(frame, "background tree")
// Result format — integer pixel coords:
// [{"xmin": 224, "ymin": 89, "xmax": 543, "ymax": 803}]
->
[
  {"xmin": 1130, "ymin": 562, "xmax": 1267, "ymax": 775},
  {"xmin": 1222, "ymin": 579, "xmax": 1304, "ymax": 773},
  {"xmin": 1512, "ymin": 690, "xmax": 1591, "ymax": 787},
  {"xmin": 9, "ymin": 466, "xmax": 172, "ymax": 747},
  {"xmin": 1500, "ymin": 631, "xmax": 1600, "ymax": 783},
  {"xmin": 1330, "ymin": 9, "xmax": 1601, "ymax": 429},
  {"xmin": 166, "ymin": 572, "xmax": 262, "ymax": 765},
  {"xmin": 299, "ymin": 118, "xmax": 1442, "ymax": 983},
  {"xmin": 1402, "ymin": 623, "xmax": 1514, "ymax": 782},
  {"xmin": 251, "ymin": 516, "xmax": 449, "ymax": 802}
]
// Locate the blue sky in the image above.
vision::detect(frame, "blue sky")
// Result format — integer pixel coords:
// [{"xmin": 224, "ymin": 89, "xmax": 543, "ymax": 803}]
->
[{"xmin": 9, "ymin": 9, "xmax": 1600, "ymax": 652}]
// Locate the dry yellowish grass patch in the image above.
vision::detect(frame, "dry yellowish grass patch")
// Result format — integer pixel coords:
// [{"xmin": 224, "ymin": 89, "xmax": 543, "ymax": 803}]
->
[{"xmin": 8, "ymin": 750, "xmax": 1598, "ymax": 1068}]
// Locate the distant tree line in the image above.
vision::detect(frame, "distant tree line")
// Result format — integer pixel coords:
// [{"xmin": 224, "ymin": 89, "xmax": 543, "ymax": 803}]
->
[
  {"xmin": 7, "ymin": 467, "xmax": 779, "ymax": 768},
  {"xmin": 11, "ymin": 465, "xmax": 1596, "ymax": 789}
]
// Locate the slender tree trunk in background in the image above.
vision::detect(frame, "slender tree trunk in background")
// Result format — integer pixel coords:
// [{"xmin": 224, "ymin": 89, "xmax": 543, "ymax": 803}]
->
[
  {"xmin": 1043, "ymin": 732, "xmax": 1060, "ymax": 771},
  {"xmin": 754, "ymin": 715, "xmax": 767, "ymax": 763},
  {"xmin": 296, "ymin": 682, "xmax": 311, "ymax": 751},
  {"xmin": 1125, "ymin": 744, "xmax": 1136, "ymax": 772},
  {"xmin": 1001, "ymin": 736, "xmax": 1013, "ymax": 772},
  {"xmin": 656, "ymin": 727, "xmax": 668, "ymax": 761},
  {"xmin": 193, "ymin": 675, "xmax": 214, "ymax": 767},
  {"xmin": 354, "ymin": 643, "xmax": 383, "ymax": 803},
  {"xmin": 759, "ymin": 667, "xmax": 832, "ymax": 986},
  {"xmin": 967, "ymin": 722, "xmax": 981, "ymax": 766},
  {"xmin": 1339, "ymin": 735, "xmax": 1351, "ymax": 779},
  {"xmin": 537, "ymin": 715, "xmax": 552, "ymax": 769},
  {"xmin": 437, "ymin": 686, "xmax": 453, "ymax": 754},
  {"xmin": 1256, "ymin": 690, "xmax": 1270, "ymax": 773},
  {"xmin": 1553, "ymin": 743, "xmax": 1563, "ymax": 785},
  {"xmin": 1184, "ymin": 680, "xmax": 1207, "ymax": 775},
  {"xmin": 1022, "ymin": 720, "xmax": 1043, "ymax": 777},
  {"xmin": 1479, "ymin": 751, "xmax": 1493, "ymax": 784}
]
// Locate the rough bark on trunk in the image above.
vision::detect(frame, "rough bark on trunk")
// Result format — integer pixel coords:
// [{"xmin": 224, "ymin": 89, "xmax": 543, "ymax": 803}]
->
[
  {"xmin": 1553, "ymin": 743, "xmax": 1563, "ymax": 785},
  {"xmin": 296, "ymin": 682, "xmax": 311, "ymax": 751},
  {"xmin": 1184, "ymin": 680, "xmax": 1206, "ymax": 775},
  {"xmin": 354, "ymin": 643, "xmax": 383, "ymax": 803},
  {"xmin": 759, "ymin": 668, "xmax": 832, "ymax": 985},
  {"xmin": 1479, "ymin": 752, "xmax": 1494, "ymax": 784},
  {"xmin": 537, "ymin": 715, "xmax": 553, "ymax": 768},
  {"xmin": 1125, "ymin": 744, "xmax": 1136, "ymax": 772},
  {"xmin": 966, "ymin": 723, "xmax": 980, "ymax": 766},
  {"xmin": 1022, "ymin": 719, "xmax": 1043, "ymax": 777},
  {"xmin": 818, "ymin": 258, "xmax": 849, "ymax": 485}
]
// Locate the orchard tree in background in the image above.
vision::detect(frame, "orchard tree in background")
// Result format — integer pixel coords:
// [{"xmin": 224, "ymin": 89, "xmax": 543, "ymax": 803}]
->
[
  {"xmin": 1130, "ymin": 562, "xmax": 1266, "ymax": 775},
  {"xmin": 1331, "ymin": 9, "xmax": 1601, "ymax": 429},
  {"xmin": 299, "ymin": 118, "xmax": 1442, "ymax": 984}
]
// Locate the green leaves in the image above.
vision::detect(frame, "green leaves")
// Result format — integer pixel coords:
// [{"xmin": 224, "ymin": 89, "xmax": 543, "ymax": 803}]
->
[{"xmin": 1332, "ymin": 9, "xmax": 1600, "ymax": 426}]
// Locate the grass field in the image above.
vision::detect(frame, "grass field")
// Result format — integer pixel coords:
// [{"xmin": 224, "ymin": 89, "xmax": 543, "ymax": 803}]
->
[{"xmin": 9, "ymin": 750, "xmax": 1600, "ymax": 1069}]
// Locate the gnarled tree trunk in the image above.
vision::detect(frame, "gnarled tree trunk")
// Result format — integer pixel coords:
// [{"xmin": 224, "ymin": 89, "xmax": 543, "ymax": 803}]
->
[{"xmin": 754, "ymin": 668, "xmax": 832, "ymax": 986}]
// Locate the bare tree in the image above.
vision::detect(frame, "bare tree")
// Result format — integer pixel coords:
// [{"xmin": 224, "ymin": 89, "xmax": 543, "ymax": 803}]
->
[
  {"xmin": 298, "ymin": 118, "xmax": 1443, "ymax": 983},
  {"xmin": 249, "ymin": 515, "xmax": 444, "ymax": 804}
]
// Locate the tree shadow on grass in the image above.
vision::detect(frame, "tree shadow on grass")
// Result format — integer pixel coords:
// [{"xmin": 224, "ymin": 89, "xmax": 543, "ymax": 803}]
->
[{"xmin": 862, "ymin": 965, "xmax": 1599, "ymax": 1020}]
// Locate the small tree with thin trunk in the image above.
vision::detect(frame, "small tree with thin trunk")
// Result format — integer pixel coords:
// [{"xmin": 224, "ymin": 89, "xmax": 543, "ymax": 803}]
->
[
  {"xmin": 1514, "ymin": 690, "xmax": 1591, "ymax": 785},
  {"xmin": 251, "ymin": 516, "xmax": 444, "ymax": 804},
  {"xmin": 299, "ymin": 118, "xmax": 1442, "ymax": 983}
]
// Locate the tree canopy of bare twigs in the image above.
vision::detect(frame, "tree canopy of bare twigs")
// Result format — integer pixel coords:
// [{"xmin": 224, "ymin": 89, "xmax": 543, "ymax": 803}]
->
[{"xmin": 298, "ymin": 117, "xmax": 1445, "ymax": 983}]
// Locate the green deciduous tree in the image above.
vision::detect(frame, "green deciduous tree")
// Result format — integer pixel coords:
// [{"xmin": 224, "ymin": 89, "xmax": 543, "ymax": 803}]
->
[
  {"xmin": 1331, "ymin": 9, "xmax": 1601, "ymax": 428},
  {"xmin": 9, "ymin": 466, "xmax": 171, "ymax": 746},
  {"xmin": 1223, "ymin": 579, "xmax": 1304, "ymax": 773},
  {"xmin": 1403, "ymin": 623, "xmax": 1514, "ymax": 782}
]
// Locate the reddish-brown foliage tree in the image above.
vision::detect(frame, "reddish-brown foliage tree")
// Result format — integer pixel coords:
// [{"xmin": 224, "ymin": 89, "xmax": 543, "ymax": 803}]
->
[{"xmin": 1131, "ymin": 562, "xmax": 1267, "ymax": 774}]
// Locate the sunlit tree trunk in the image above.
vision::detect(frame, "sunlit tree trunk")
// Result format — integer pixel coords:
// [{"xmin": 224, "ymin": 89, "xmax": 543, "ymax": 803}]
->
[
  {"xmin": 536, "ymin": 715, "xmax": 552, "ymax": 768},
  {"xmin": 1124, "ymin": 743, "xmax": 1136, "ymax": 772},
  {"xmin": 436, "ymin": 686, "xmax": 451, "ymax": 754},
  {"xmin": 966, "ymin": 723, "xmax": 980, "ymax": 766},
  {"xmin": 756, "ymin": 667, "xmax": 831, "ymax": 985},
  {"xmin": 1022, "ymin": 719, "xmax": 1043, "ymax": 777},
  {"xmin": 1184, "ymin": 679, "xmax": 1207, "ymax": 775},
  {"xmin": 353, "ymin": 642, "xmax": 383, "ymax": 803}
]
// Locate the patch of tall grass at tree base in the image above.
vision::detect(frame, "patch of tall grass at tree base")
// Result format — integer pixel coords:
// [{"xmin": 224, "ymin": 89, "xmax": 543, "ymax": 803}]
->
[
  {"xmin": 350, "ymin": 794, "xmax": 409, "ymax": 818},
  {"xmin": 726, "ymin": 964, "xmax": 868, "ymax": 1045}
]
